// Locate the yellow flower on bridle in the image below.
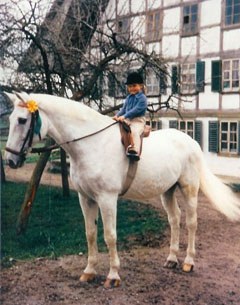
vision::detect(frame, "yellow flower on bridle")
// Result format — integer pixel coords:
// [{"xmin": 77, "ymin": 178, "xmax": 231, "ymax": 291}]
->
[{"xmin": 26, "ymin": 100, "xmax": 39, "ymax": 113}]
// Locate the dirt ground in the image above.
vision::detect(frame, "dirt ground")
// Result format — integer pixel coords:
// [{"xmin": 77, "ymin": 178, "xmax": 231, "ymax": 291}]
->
[{"xmin": 1, "ymin": 164, "xmax": 240, "ymax": 305}]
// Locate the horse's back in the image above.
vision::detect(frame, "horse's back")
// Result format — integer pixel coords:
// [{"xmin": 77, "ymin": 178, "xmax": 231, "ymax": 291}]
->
[{"xmin": 124, "ymin": 128, "xmax": 202, "ymax": 200}]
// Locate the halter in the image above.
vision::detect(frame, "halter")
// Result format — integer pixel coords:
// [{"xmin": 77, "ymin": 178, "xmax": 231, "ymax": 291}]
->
[{"xmin": 5, "ymin": 110, "xmax": 41, "ymax": 160}]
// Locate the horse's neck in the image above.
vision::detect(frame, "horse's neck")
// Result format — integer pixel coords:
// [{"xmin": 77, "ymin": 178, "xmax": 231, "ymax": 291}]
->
[{"xmin": 36, "ymin": 95, "xmax": 112, "ymax": 149}]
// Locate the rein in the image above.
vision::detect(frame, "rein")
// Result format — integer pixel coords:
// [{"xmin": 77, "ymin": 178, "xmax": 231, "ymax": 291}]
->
[{"xmin": 31, "ymin": 121, "xmax": 118, "ymax": 154}]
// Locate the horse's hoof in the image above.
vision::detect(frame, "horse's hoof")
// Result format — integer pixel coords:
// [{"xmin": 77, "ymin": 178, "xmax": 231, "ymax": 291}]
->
[
  {"xmin": 80, "ymin": 273, "xmax": 96, "ymax": 282},
  {"xmin": 182, "ymin": 263, "xmax": 194, "ymax": 272},
  {"xmin": 104, "ymin": 278, "xmax": 121, "ymax": 289},
  {"xmin": 164, "ymin": 260, "xmax": 178, "ymax": 269}
]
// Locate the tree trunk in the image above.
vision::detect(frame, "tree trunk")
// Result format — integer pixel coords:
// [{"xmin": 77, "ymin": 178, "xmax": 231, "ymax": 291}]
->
[
  {"xmin": 16, "ymin": 137, "xmax": 54, "ymax": 235},
  {"xmin": 60, "ymin": 148, "xmax": 70, "ymax": 197},
  {"xmin": 0, "ymin": 151, "xmax": 6, "ymax": 183}
]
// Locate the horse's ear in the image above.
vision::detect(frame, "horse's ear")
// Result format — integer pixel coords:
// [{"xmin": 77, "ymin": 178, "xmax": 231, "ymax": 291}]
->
[
  {"xmin": 14, "ymin": 91, "xmax": 30, "ymax": 103},
  {"xmin": 4, "ymin": 92, "xmax": 18, "ymax": 105}
]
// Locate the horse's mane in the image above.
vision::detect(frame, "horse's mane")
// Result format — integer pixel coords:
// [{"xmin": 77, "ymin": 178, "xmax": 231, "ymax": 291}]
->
[{"xmin": 30, "ymin": 94, "xmax": 111, "ymax": 124}]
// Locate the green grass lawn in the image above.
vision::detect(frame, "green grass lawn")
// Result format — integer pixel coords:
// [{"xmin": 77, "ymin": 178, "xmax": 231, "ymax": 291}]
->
[{"xmin": 1, "ymin": 181, "xmax": 166, "ymax": 266}]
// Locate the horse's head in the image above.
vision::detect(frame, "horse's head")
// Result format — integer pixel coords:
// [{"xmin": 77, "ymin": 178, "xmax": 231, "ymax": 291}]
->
[{"xmin": 5, "ymin": 92, "xmax": 42, "ymax": 169}]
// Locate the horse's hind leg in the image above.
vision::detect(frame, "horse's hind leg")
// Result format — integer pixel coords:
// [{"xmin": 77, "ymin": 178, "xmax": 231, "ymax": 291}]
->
[
  {"xmin": 161, "ymin": 186, "xmax": 181, "ymax": 269},
  {"xmin": 180, "ymin": 182, "xmax": 198, "ymax": 272},
  {"xmin": 78, "ymin": 193, "xmax": 99, "ymax": 282}
]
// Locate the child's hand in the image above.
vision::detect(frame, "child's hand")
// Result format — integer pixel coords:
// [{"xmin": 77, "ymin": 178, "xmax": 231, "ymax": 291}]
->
[
  {"xmin": 113, "ymin": 115, "xmax": 125, "ymax": 122},
  {"xmin": 117, "ymin": 116, "xmax": 125, "ymax": 122}
]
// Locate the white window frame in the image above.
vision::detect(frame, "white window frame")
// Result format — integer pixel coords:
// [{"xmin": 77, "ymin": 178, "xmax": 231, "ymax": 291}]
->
[
  {"xmin": 220, "ymin": 121, "xmax": 238, "ymax": 154},
  {"xmin": 181, "ymin": 63, "xmax": 196, "ymax": 94},
  {"xmin": 222, "ymin": 59, "xmax": 240, "ymax": 92},
  {"xmin": 179, "ymin": 120, "xmax": 194, "ymax": 139}
]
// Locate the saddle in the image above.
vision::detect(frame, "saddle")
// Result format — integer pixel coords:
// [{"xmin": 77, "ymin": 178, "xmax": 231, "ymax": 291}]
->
[
  {"xmin": 119, "ymin": 121, "xmax": 151, "ymax": 156},
  {"xmin": 118, "ymin": 121, "xmax": 151, "ymax": 196}
]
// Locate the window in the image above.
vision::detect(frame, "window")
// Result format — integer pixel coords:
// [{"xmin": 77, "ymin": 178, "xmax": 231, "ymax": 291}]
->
[
  {"xmin": 146, "ymin": 10, "xmax": 162, "ymax": 42},
  {"xmin": 182, "ymin": 4, "xmax": 198, "ymax": 36},
  {"xmin": 225, "ymin": 0, "xmax": 240, "ymax": 26},
  {"xmin": 169, "ymin": 120, "xmax": 202, "ymax": 147},
  {"xmin": 108, "ymin": 71, "xmax": 127, "ymax": 98},
  {"xmin": 172, "ymin": 61, "xmax": 205, "ymax": 95},
  {"xmin": 220, "ymin": 121, "xmax": 238, "ymax": 153},
  {"xmin": 146, "ymin": 120, "xmax": 162, "ymax": 130},
  {"xmin": 181, "ymin": 63, "xmax": 196, "ymax": 94},
  {"xmin": 146, "ymin": 70, "xmax": 159, "ymax": 95},
  {"xmin": 222, "ymin": 59, "xmax": 240, "ymax": 91},
  {"xmin": 209, "ymin": 121, "xmax": 240, "ymax": 155},
  {"xmin": 179, "ymin": 120, "xmax": 194, "ymax": 138},
  {"xmin": 117, "ymin": 18, "xmax": 130, "ymax": 42}
]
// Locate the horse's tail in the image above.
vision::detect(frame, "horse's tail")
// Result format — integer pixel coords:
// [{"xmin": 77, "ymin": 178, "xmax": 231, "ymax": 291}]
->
[{"xmin": 199, "ymin": 155, "xmax": 240, "ymax": 221}]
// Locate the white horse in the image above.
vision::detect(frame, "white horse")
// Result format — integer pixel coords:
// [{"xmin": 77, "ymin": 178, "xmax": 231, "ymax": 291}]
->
[{"xmin": 5, "ymin": 92, "xmax": 240, "ymax": 288}]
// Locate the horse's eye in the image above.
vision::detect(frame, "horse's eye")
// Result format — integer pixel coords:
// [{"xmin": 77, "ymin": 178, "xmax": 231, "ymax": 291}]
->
[{"xmin": 18, "ymin": 118, "xmax": 27, "ymax": 125}]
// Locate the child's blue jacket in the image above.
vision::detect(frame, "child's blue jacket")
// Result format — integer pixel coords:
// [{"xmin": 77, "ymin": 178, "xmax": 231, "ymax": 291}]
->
[{"xmin": 116, "ymin": 92, "xmax": 147, "ymax": 119}]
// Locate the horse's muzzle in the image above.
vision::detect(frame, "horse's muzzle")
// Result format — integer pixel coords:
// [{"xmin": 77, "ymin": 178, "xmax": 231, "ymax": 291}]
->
[{"xmin": 6, "ymin": 157, "xmax": 26, "ymax": 169}]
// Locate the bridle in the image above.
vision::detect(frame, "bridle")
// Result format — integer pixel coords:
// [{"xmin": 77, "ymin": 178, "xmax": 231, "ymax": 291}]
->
[
  {"xmin": 6, "ymin": 110, "xmax": 118, "ymax": 157},
  {"xmin": 5, "ymin": 111, "xmax": 41, "ymax": 161}
]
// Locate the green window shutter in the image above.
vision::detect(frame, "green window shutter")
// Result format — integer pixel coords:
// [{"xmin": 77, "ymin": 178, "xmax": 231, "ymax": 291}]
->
[
  {"xmin": 211, "ymin": 60, "xmax": 222, "ymax": 92},
  {"xmin": 196, "ymin": 61, "xmax": 205, "ymax": 92},
  {"xmin": 194, "ymin": 120, "xmax": 202, "ymax": 148},
  {"xmin": 171, "ymin": 65, "xmax": 179, "ymax": 94},
  {"xmin": 238, "ymin": 122, "xmax": 240, "ymax": 154},
  {"xmin": 160, "ymin": 71, "xmax": 167, "ymax": 94},
  {"xmin": 157, "ymin": 120, "xmax": 162, "ymax": 129},
  {"xmin": 208, "ymin": 121, "xmax": 219, "ymax": 152},
  {"xmin": 169, "ymin": 120, "xmax": 178, "ymax": 129}
]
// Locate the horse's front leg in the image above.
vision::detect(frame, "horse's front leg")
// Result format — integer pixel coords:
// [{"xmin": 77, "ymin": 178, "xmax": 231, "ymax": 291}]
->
[
  {"xmin": 78, "ymin": 193, "xmax": 99, "ymax": 282},
  {"xmin": 98, "ymin": 193, "xmax": 121, "ymax": 289}
]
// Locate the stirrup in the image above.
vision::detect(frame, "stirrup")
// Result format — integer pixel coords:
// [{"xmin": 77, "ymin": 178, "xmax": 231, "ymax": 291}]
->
[
  {"xmin": 126, "ymin": 145, "xmax": 138, "ymax": 155},
  {"xmin": 126, "ymin": 153, "xmax": 140, "ymax": 161}
]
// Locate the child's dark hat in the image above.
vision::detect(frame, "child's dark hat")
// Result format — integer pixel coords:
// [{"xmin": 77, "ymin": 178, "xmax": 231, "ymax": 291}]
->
[{"xmin": 125, "ymin": 72, "xmax": 144, "ymax": 85}]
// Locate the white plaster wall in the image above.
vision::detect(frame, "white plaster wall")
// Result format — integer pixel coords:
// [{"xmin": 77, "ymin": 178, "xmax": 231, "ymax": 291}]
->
[
  {"xmin": 205, "ymin": 154, "xmax": 240, "ymax": 178},
  {"xmin": 147, "ymin": 0, "xmax": 161, "ymax": 10},
  {"xmin": 222, "ymin": 94, "xmax": 240, "ymax": 109},
  {"xmin": 223, "ymin": 29, "xmax": 240, "ymax": 51},
  {"xmin": 163, "ymin": 0, "xmax": 180, "ymax": 6},
  {"xmin": 182, "ymin": 97, "xmax": 197, "ymax": 110},
  {"xmin": 200, "ymin": 27, "xmax": 220, "ymax": 54},
  {"xmin": 117, "ymin": 0, "xmax": 130, "ymax": 15},
  {"xmin": 132, "ymin": 16, "xmax": 146, "ymax": 37},
  {"xmin": 181, "ymin": 36, "xmax": 197, "ymax": 57},
  {"xmin": 131, "ymin": 0, "xmax": 145, "ymax": 14},
  {"xmin": 104, "ymin": 1, "xmax": 116, "ymax": 19},
  {"xmin": 201, "ymin": 0, "xmax": 221, "ymax": 26},
  {"xmin": 163, "ymin": 7, "xmax": 180, "ymax": 34},
  {"xmin": 162, "ymin": 34, "xmax": 180, "ymax": 58},
  {"xmin": 146, "ymin": 42, "xmax": 161, "ymax": 55},
  {"xmin": 199, "ymin": 90, "xmax": 219, "ymax": 109}
]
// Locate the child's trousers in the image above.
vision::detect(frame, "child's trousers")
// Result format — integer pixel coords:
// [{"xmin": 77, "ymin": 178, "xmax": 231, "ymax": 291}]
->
[{"xmin": 125, "ymin": 116, "xmax": 146, "ymax": 154}]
